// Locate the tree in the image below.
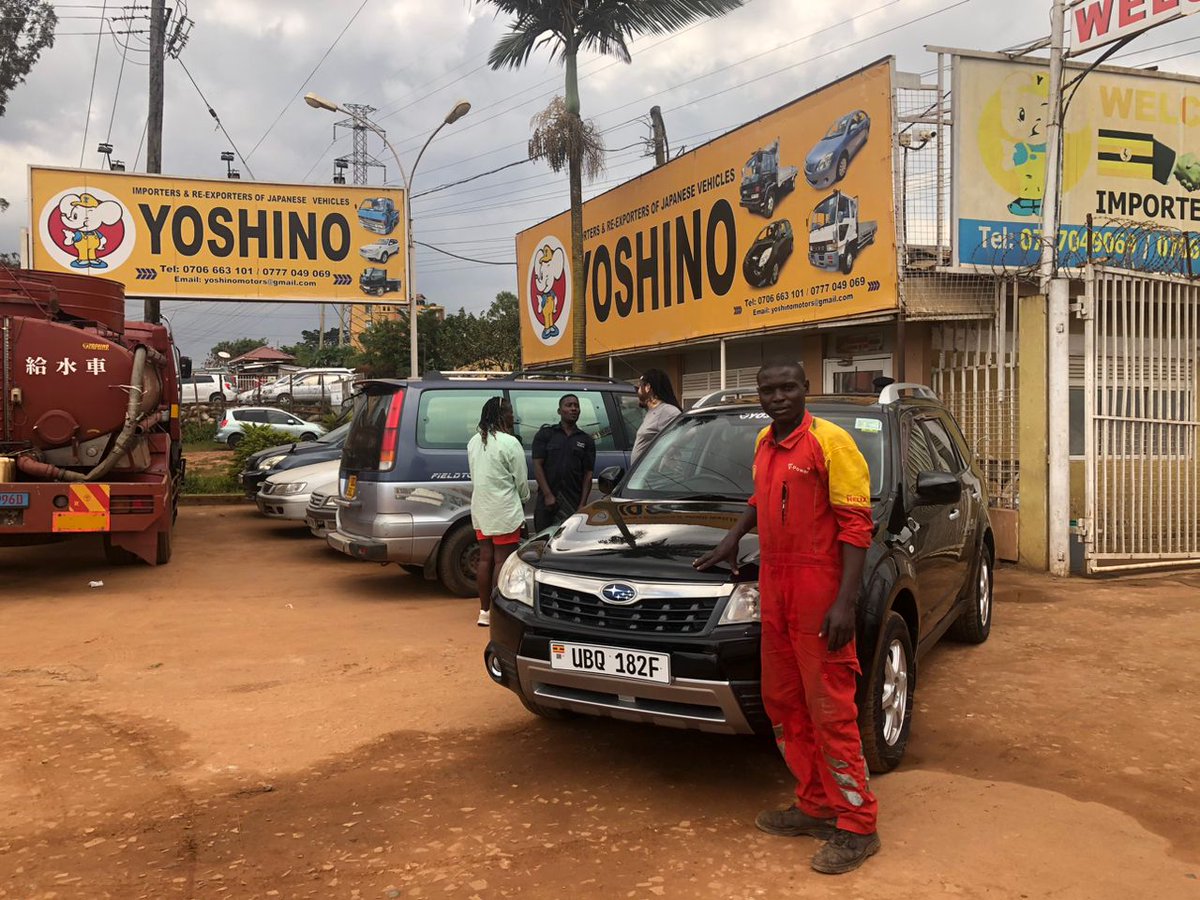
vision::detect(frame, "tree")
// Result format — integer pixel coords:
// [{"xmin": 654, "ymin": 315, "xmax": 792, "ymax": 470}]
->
[
  {"xmin": 282, "ymin": 327, "xmax": 357, "ymax": 368},
  {"xmin": 477, "ymin": 0, "xmax": 745, "ymax": 372},
  {"xmin": 1, "ymin": 1, "xmax": 55, "ymax": 118},
  {"xmin": 207, "ymin": 338, "xmax": 268, "ymax": 367}
]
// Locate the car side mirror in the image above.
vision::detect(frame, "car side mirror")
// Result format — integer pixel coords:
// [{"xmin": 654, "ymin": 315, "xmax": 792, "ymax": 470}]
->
[
  {"xmin": 179, "ymin": 356, "xmax": 193, "ymax": 379},
  {"xmin": 915, "ymin": 471, "xmax": 961, "ymax": 505},
  {"xmin": 598, "ymin": 466, "xmax": 625, "ymax": 497}
]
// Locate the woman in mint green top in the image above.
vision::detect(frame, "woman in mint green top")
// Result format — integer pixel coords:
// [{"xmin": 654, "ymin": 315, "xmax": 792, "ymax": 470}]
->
[{"xmin": 467, "ymin": 397, "xmax": 530, "ymax": 626}]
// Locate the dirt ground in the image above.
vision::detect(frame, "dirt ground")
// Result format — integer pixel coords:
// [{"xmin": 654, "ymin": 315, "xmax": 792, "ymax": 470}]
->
[{"xmin": 2, "ymin": 506, "xmax": 1199, "ymax": 899}]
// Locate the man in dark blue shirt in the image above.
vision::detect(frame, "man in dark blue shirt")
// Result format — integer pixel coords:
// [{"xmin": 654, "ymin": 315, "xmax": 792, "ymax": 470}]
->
[{"xmin": 532, "ymin": 394, "xmax": 596, "ymax": 532}]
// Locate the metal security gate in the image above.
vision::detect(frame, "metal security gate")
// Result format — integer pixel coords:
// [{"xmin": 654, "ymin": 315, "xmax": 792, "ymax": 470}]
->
[
  {"xmin": 1083, "ymin": 268, "xmax": 1200, "ymax": 573},
  {"xmin": 930, "ymin": 280, "xmax": 1020, "ymax": 510}
]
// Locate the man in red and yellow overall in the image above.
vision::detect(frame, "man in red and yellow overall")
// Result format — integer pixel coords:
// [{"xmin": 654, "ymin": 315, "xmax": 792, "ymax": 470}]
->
[{"xmin": 696, "ymin": 361, "xmax": 880, "ymax": 874}]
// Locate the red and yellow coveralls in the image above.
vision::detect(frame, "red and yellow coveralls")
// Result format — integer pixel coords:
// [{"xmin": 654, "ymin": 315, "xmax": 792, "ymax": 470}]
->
[{"xmin": 751, "ymin": 411, "xmax": 877, "ymax": 835}]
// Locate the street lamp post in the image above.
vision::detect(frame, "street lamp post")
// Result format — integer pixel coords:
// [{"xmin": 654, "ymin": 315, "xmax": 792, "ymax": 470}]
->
[{"xmin": 304, "ymin": 93, "xmax": 470, "ymax": 381}]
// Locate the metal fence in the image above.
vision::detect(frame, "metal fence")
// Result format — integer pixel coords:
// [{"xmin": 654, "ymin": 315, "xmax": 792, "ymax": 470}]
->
[
  {"xmin": 930, "ymin": 279, "xmax": 1021, "ymax": 510},
  {"xmin": 1083, "ymin": 268, "xmax": 1200, "ymax": 572}
]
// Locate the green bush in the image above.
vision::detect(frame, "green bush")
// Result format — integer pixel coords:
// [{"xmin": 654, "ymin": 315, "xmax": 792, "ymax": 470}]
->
[
  {"xmin": 226, "ymin": 426, "xmax": 300, "ymax": 479},
  {"xmin": 182, "ymin": 471, "xmax": 240, "ymax": 495},
  {"xmin": 181, "ymin": 418, "xmax": 217, "ymax": 444}
]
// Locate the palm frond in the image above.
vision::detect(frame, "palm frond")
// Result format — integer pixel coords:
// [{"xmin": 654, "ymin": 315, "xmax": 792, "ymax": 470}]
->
[{"xmin": 528, "ymin": 96, "xmax": 607, "ymax": 182}]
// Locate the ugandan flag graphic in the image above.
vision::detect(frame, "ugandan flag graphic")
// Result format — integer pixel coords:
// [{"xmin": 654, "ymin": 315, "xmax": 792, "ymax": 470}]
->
[{"xmin": 1097, "ymin": 129, "xmax": 1177, "ymax": 185}]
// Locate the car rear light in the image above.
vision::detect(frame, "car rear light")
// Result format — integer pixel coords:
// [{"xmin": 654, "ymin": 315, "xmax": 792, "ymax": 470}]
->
[
  {"xmin": 219, "ymin": 418, "xmax": 228, "ymax": 428},
  {"xmin": 378, "ymin": 390, "xmax": 405, "ymax": 471}
]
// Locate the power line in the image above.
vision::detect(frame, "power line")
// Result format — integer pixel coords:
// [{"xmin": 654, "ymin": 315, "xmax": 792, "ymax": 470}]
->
[
  {"xmin": 79, "ymin": 0, "xmax": 109, "ymax": 166},
  {"xmin": 245, "ymin": 0, "xmax": 371, "ymax": 162},
  {"xmin": 105, "ymin": 10, "xmax": 132, "ymax": 144},
  {"xmin": 412, "ymin": 158, "xmax": 533, "ymax": 199},
  {"xmin": 415, "ymin": 241, "xmax": 515, "ymax": 266},
  {"xmin": 177, "ymin": 56, "xmax": 256, "ymax": 179}
]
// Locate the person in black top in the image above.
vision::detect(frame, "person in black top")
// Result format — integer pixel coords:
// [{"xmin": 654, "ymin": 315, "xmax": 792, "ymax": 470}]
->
[{"xmin": 532, "ymin": 394, "xmax": 597, "ymax": 532}]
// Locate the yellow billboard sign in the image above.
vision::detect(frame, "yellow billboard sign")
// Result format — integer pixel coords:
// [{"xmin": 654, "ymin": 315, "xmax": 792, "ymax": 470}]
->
[
  {"xmin": 953, "ymin": 53, "xmax": 1200, "ymax": 271},
  {"xmin": 516, "ymin": 59, "xmax": 898, "ymax": 366},
  {"xmin": 28, "ymin": 166, "xmax": 407, "ymax": 303}
]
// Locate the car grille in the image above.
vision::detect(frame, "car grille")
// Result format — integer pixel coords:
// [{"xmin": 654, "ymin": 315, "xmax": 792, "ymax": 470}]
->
[{"xmin": 537, "ymin": 583, "xmax": 719, "ymax": 634}]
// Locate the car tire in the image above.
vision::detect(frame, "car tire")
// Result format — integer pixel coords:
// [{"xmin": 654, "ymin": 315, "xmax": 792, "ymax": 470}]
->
[
  {"xmin": 155, "ymin": 524, "xmax": 172, "ymax": 565},
  {"xmin": 519, "ymin": 693, "xmax": 572, "ymax": 721},
  {"xmin": 437, "ymin": 524, "xmax": 479, "ymax": 598},
  {"xmin": 836, "ymin": 153, "xmax": 848, "ymax": 181},
  {"xmin": 950, "ymin": 543, "xmax": 993, "ymax": 644},
  {"xmin": 769, "ymin": 262, "xmax": 780, "ymax": 285},
  {"xmin": 841, "ymin": 246, "xmax": 856, "ymax": 275},
  {"xmin": 859, "ymin": 610, "xmax": 914, "ymax": 774},
  {"xmin": 764, "ymin": 189, "xmax": 775, "ymax": 216},
  {"xmin": 277, "ymin": 393, "xmax": 293, "ymax": 408},
  {"xmin": 207, "ymin": 392, "xmax": 225, "ymax": 405},
  {"xmin": 299, "ymin": 432, "xmax": 317, "ymax": 442},
  {"xmin": 226, "ymin": 432, "xmax": 243, "ymax": 449}
]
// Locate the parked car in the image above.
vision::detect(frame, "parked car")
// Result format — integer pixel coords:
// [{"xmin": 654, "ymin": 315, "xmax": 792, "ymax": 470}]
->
[
  {"xmin": 360, "ymin": 238, "xmax": 400, "ymax": 264},
  {"xmin": 257, "ymin": 458, "xmax": 340, "ymax": 522},
  {"xmin": 239, "ymin": 421, "xmax": 351, "ymax": 499},
  {"xmin": 328, "ymin": 373, "xmax": 644, "ymax": 595},
  {"xmin": 484, "ymin": 383, "xmax": 994, "ymax": 774},
  {"xmin": 805, "ymin": 110, "xmax": 871, "ymax": 189},
  {"xmin": 305, "ymin": 489, "xmax": 339, "ymax": 538},
  {"xmin": 180, "ymin": 371, "xmax": 237, "ymax": 405},
  {"xmin": 236, "ymin": 368, "xmax": 356, "ymax": 406},
  {"xmin": 742, "ymin": 219, "xmax": 794, "ymax": 287},
  {"xmin": 215, "ymin": 407, "xmax": 327, "ymax": 449}
]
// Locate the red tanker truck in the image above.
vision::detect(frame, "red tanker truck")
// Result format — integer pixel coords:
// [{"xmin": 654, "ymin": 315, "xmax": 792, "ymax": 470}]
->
[{"xmin": 0, "ymin": 268, "xmax": 188, "ymax": 565}]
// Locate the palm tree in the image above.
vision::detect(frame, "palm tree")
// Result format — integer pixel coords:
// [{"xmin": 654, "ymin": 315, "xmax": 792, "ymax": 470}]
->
[{"xmin": 478, "ymin": 0, "xmax": 746, "ymax": 373}]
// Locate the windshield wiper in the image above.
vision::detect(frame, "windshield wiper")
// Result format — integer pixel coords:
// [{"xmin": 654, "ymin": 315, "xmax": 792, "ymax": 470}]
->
[{"xmin": 685, "ymin": 493, "xmax": 747, "ymax": 503}]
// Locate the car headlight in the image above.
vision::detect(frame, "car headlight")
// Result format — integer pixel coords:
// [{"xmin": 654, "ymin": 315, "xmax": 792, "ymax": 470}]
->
[
  {"xmin": 497, "ymin": 553, "xmax": 535, "ymax": 607},
  {"xmin": 759, "ymin": 246, "xmax": 773, "ymax": 266},
  {"xmin": 818, "ymin": 152, "xmax": 833, "ymax": 168},
  {"xmin": 322, "ymin": 494, "xmax": 339, "ymax": 508},
  {"xmin": 718, "ymin": 582, "xmax": 760, "ymax": 624},
  {"xmin": 257, "ymin": 454, "xmax": 287, "ymax": 470},
  {"xmin": 275, "ymin": 482, "xmax": 307, "ymax": 495}
]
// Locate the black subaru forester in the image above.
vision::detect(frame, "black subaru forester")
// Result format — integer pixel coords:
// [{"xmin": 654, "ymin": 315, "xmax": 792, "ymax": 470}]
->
[{"xmin": 484, "ymin": 384, "xmax": 994, "ymax": 773}]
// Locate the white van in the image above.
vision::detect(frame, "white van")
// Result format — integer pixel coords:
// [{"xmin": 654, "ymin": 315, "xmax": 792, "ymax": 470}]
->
[{"xmin": 237, "ymin": 368, "xmax": 356, "ymax": 406}]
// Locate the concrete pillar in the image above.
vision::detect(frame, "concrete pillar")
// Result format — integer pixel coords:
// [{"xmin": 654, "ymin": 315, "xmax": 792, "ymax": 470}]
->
[{"xmin": 1018, "ymin": 293, "xmax": 1049, "ymax": 571}]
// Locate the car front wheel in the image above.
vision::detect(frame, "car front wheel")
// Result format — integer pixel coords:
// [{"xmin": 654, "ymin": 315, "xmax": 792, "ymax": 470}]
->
[
  {"xmin": 859, "ymin": 610, "xmax": 914, "ymax": 774},
  {"xmin": 950, "ymin": 543, "xmax": 993, "ymax": 644},
  {"xmin": 299, "ymin": 432, "xmax": 317, "ymax": 442}
]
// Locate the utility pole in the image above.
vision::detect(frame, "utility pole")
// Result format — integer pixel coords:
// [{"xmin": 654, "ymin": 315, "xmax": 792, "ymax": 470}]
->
[
  {"xmin": 1041, "ymin": 0, "xmax": 1071, "ymax": 576},
  {"xmin": 649, "ymin": 106, "xmax": 669, "ymax": 167},
  {"xmin": 144, "ymin": 0, "xmax": 166, "ymax": 324}
]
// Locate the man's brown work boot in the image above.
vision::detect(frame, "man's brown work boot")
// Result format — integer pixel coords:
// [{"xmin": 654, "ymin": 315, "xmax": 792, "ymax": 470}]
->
[
  {"xmin": 810, "ymin": 828, "xmax": 881, "ymax": 874},
  {"xmin": 754, "ymin": 805, "xmax": 836, "ymax": 839}
]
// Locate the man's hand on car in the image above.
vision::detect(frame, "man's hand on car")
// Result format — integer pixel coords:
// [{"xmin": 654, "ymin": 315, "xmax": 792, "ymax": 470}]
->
[{"xmin": 693, "ymin": 535, "xmax": 741, "ymax": 575}]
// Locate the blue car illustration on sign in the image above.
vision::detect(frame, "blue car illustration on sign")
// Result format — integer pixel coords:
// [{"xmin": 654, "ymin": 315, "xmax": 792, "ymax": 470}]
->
[{"xmin": 804, "ymin": 110, "xmax": 871, "ymax": 189}]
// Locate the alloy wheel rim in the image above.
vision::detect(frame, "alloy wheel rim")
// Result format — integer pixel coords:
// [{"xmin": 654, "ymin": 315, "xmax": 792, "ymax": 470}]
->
[
  {"xmin": 880, "ymin": 638, "xmax": 908, "ymax": 746},
  {"xmin": 979, "ymin": 557, "xmax": 991, "ymax": 627}
]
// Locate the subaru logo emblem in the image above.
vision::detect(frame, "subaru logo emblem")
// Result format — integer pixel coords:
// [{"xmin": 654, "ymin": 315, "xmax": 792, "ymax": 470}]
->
[{"xmin": 600, "ymin": 582, "xmax": 639, "ymax": 605}]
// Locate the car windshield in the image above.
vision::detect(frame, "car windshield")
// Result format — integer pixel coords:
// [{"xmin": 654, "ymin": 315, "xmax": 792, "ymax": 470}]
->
[
  {"xmin": 756, "ymin": 223, "xmax": 782, "ymax": 241},
  {"xmin": 359, "ymin": 199, "xmax": 382, "ymax": 210},
  {"xmin": 317, "ymin": 422, "xmax": 351, "ymax": 444},
  {"xmin": 824, "ymin": 115, "xmax": 851, "ymax": 139},
  {"xmin": 811, "ymin": 195, "xmax": 838, "ymax": 229},
  {"xmin": 624, "ymin": 408, "xmax": 889, "ymax": 501}
]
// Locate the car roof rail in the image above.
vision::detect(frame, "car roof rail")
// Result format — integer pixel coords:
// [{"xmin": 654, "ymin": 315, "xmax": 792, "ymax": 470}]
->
[
  {"xmin": 498, "ymin": 370, "xmax": 625, "ymax": 384},
  {"xmin": 692, "ymin": 387, "xmax": 760, "ymax": 409},
  {"xmin": 879, "ymin": 382, "xmax": 938, "ymax": 405}
]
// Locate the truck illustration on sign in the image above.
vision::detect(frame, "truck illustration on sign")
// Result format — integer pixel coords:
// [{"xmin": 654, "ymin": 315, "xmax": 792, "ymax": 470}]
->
[
  {"xmin": 804, "ymin": 110, "xmax": 871, "ymax": 188},
  {"xmin": 357, "ymin": 197, "xmax": 400, "ymax": 235},
  {"xmin": 807, "ymin": 191, "xmax": 876, "ymax": 274},
  {"xmin": 739, "ymin": 140, "xmax": 797, "ymax": 217},
  {"xmin": 360, "ymin": 267, "xmax": 401, "ymax": 296}
]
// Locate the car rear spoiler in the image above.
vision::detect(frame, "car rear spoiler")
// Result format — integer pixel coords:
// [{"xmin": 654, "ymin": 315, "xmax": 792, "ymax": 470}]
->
[{"xmin": 878, "ymin": 383, "xmax": 938, "ymax": 404}]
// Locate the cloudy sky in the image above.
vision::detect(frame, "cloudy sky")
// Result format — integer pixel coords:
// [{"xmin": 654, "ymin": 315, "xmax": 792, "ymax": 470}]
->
[{"xmin": 3, "ymin": 0, "xmax": 1199, "ymax": 361}]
